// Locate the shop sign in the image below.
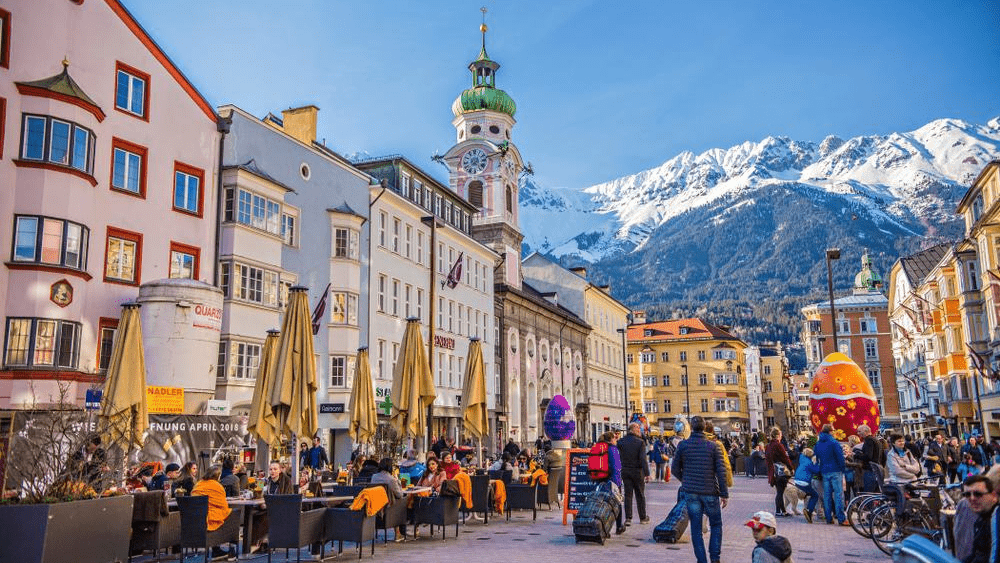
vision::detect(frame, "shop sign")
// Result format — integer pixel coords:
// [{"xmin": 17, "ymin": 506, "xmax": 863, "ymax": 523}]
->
[
  {"xmin": 147, "ymin": 386, "xmax": 185, "ymax": 414},
  {"xmin": 433, "ymin": 335, "xmax": 455, "ymax": 350},
  {"xmin": 192, "ymin": 303, "xmax": 223, "ymax": 331}
]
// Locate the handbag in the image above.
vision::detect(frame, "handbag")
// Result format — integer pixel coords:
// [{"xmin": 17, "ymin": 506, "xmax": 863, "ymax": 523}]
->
[{"xmin": 773, "ymin": 462, "xmax": 789, "ymax": 478}]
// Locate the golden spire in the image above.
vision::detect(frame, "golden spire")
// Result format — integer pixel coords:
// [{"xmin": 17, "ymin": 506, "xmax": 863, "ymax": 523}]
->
[{"xmin": 62, "ymin": 56, "xmax": 70, "ymax": 69}]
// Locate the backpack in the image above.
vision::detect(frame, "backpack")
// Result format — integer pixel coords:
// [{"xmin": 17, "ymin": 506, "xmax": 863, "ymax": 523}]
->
[{"xmin": 588, "ymin": 442, "xmax": 611, "ymax": 481}]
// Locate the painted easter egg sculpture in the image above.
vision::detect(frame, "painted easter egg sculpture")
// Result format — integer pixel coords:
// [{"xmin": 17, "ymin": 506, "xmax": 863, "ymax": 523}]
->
[
  {"xmin": 809, "ymin": 352, "xmax": 880, "ymax": 440},
  {"xmin": 543, "ymin": 394, "xmax": 576, "ymax": 446}
]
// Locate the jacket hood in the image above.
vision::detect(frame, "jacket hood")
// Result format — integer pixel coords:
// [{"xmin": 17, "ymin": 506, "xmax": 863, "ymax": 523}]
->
[
  {"xmin": 758, "ymin": 535, "xmax": 792, "ymax": 560},
  {"xmin": 818, "ymin": 432, "xmax": 835, "ymax": 444}
]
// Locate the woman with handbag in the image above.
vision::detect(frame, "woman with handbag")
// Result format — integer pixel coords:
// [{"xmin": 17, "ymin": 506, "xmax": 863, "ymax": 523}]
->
[{"xmin": 764, "ymin": 427, "xmax": 794, "ymax": 517}]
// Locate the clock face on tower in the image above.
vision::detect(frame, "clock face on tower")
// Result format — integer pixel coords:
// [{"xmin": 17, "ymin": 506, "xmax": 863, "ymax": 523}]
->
[{"xmin": 461, "ymin": 148, "xmax": 488, "ymax": 174}]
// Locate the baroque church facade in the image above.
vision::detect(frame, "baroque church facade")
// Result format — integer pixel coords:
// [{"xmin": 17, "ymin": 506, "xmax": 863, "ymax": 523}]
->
[{"xmin": 441, "ymin": 23, "xmax": 591, "ymax": 447}]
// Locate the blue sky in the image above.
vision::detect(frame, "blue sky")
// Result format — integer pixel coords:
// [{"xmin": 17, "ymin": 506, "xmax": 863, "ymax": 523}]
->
[{"xmin": 126, "ymin": 0, "xmax": 999, "ymax": 189}]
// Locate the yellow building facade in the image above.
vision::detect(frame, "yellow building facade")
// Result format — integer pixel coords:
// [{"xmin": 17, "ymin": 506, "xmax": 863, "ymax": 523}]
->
[{"xmin": 625, "ymin": 316, "xmax": 749, "ymax": 435}]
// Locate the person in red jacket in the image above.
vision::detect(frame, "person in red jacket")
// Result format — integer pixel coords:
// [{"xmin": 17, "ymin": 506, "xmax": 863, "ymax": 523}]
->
[{"xmin": 764, "ymin": 427, "xmax": 794, "ymax": 517}]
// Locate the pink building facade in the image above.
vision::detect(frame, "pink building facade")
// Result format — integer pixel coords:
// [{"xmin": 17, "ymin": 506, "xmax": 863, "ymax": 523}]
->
[{"xmin": 0, "ymin": 0, "xmax": 220, "ymax": 408}]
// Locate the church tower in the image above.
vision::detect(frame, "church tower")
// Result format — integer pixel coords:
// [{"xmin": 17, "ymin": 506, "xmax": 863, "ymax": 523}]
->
[{"xmin": 443, "ymin": 14, "xmax": 524, "ymax": 289}]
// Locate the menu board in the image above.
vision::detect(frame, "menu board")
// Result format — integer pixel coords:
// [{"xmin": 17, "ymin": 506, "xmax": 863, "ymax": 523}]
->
[{"xmin": 562, "ymin": 448, "xmax": 600, "ymax": 524}]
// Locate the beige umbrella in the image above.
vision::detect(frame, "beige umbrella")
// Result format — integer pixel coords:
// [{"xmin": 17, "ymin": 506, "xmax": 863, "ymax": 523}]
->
[
  {"xmin": 348, "ymin": 347, "xmax": 378, "ymax": 446},
  {"xmin": 269, "ymin": 287, "xmax": 319, "ymax": 469},
  {"xmin": 99, "ymin": 303, "xmax": 148, "ymax": 449},
  {"xmin": 390, "ymin": 318, "xmax": 436, "ymax": 440},
  {"xmin": 461, "ymin": 338, "xmax": 488, "ymax": 440},
  {"xmin": 247, "ymin": 329, "xmax": 281, "ymax": 450},
  {"xmin": 461, "ymin": 337, "xmax": 489, "ymax": 463}
]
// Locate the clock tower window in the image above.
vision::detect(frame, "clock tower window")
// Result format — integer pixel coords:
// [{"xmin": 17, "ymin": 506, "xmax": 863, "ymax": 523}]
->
[
  {"xmin": 468, "ymin": 181, "xmax": 484, "ymax": 208},
  {"xmin": 505, "ymin": 185, "xmax": 514, "ymax": 214}
]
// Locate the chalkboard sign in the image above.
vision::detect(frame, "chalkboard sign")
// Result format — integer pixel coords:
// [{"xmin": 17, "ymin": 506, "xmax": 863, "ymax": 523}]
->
[{"xmin": 562, "ymin": 448, "xmax": 600, "ymax": 524}]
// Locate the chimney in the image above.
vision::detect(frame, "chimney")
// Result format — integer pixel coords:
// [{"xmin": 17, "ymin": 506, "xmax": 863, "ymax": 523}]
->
[
  {"xmin": 541, "ymin": 291, "xmax": 558, "ymax": 307},
  {"xmin": 281, "ymin": 105, "xmax": 319, "ymax": 145},
  {"xmin": 598, "ymin": 283, "xmax": 611, "ymax": 293},
  {"xmin": 570, "ymin": 267, "xmax": 587, "ymax": 278},
  {"xmin": 632, "ymin": 310, "xmax": 646, "ymax": 324}
]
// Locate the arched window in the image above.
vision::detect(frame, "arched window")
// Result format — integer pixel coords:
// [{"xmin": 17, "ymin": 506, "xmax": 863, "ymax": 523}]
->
[
  {"xmin": 468, "ymin": 181, "xmax": 484, "ymax": 208},
  {"xmin": 505, "ymin": 185, "xmax": 514, "ymax": 213}
]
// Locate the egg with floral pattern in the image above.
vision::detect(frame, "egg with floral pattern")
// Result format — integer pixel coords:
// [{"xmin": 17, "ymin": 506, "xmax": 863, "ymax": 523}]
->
[
  {"xmin": 543, "ymin": 394, "xmax": 575, "ymax": 441},
  {"xmin": 808, "ymin": 352, "xmax": 880, "ymax": 438}
]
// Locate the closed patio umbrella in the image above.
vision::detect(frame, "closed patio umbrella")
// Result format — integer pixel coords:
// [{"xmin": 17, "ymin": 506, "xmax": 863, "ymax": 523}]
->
[
  {"xmin": 247, "ymin": 329, "xmax": 280, "ymax": 451},
  {"xmin": 390, "ymin": 318, "xmax": 436, "ymax": 441},
  {"xmin": 461, "ymin": 337, "xmax": 488, "ymax": 463},
  {"xmin": 99, "ymin": 302, "xmax": 148, "ymax": 450},
  {"xmin": 269, "ymin": 287, "xmax": 319, "ymax": 477},
  {"xmin": 348, "ymin": 347, "xmax": 378, "ymax": 446}
]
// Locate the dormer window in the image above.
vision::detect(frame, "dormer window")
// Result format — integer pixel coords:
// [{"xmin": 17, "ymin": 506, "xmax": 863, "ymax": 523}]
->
[
  {"xmin": 643, "ymin": 329, "xmax": 653, "ymax": 337},
  {"xmin": 679, "ymin": 326, "xmax": 689, "ymax": 335}
]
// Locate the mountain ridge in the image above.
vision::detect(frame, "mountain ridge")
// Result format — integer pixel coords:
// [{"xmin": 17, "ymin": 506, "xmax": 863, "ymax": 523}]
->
[{"xmin": 519, "ymin": 117, "xmax": 1000, "ymax": 348}]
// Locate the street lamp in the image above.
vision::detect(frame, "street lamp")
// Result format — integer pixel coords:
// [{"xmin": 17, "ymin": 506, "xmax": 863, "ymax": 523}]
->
[
  {"xmin": 617, "ymin": 327, "xmax": 629, "ymax": 427},
  {"xmin": 826, "ymin": 248, "xmax": 841, "ymax": 355},
  {"xmin": 681, "ymin": 364, "xmax": 690, "ymax": 419}
]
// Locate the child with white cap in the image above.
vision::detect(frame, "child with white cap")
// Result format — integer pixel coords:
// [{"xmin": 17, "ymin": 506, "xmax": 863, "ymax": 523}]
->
[{"xmin": 746, "ymin": 511, "xmax": 794, "ymax": 563}]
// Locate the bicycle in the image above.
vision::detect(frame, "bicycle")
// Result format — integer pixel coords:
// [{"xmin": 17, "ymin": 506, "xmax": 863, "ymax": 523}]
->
[{"xmin": 869, "ymin": 477, "xmax": 957, "ymax": 555}]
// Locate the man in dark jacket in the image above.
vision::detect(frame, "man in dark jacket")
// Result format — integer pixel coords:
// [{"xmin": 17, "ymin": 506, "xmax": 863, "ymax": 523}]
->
[
  {"xmin": 962, "ymin": 474, "xmax": 999, "ymax": 563},
  {"xmin": 306, "ymin": 436, "xmax": 329, "ymax": 470},
  {"xmin": 814, "ymin": 424, "xmax": 848, "ymax": 525},
  {"xmin": 671, "ymin": 416, "xmax": 729, "ymax": 563},
  {"xmin": 856, "ymin": 424, "xmax": 883, "ymax": 492},
  {"xmin": 618, "ymin": 422, "xmax": 650, "ymax": 525},
  {"xmin": 924, "ymin": 433, "xmax": 947, "ymax": 485},
  {"xmin": 503, "ymin": 438, "xmax": 520, "ymax": 459}
]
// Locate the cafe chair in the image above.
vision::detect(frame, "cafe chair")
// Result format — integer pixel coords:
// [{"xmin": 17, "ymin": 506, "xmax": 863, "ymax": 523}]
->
[
  {"xmin": 325, "ymin": 485, "xmax": 366, "ymax": 498},
  {"xmin": 129, "ymin": 491, "xmax": 181, "ymax": 562},
  {"xmin": 264, "ymin": 494, "xmax": 326, "ymax": 563},
  {"xmin": 324, "ymin": 507, "xmax": 377, "ymax": 559},
  {"xmin": 505, "ymin": 482, "xmax": 538, "ymax": 521},
  {"xmin": 373, "ymin": 485, "xmax": 408, "ymax": 543},
  {"xmin": 175, "ymin": 495, "xmax": 242, "ymax": 563},
  {"xmin": 412, "ymin": 491, "xmax": 460, "ymax": 540},
  {"xmin": 536, "ymin": 481, "xmax": 552, "ymax": 511},
  {"xmin": 461, "ymin": 474, "xmax": 492, "ymax": 525},
  {"xmin": 487, "ymin": 469, "xmax": 513, "ymax": 485}
]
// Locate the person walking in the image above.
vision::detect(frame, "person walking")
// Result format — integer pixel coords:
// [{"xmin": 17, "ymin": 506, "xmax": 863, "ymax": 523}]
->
[
  {"xmin": 948, "ymin": 437, "xmax": 963, "ymax": 484},
  {"xmin": 814, "ymin": 424, "xmax": 848, "ymax": 525},
  {"xmin": 924, "ymin": 433, "xmax": 947, "ymax": 485},
  {"xmin": 671, "ymin": 416, "xmax": 729, "ymax": 563},
  {"xmin": 651, "ymin": 438, "xmax": 667, "ymax": 481},
  {"xmin": 618, "ymin": 422, "xmax": 650, "ymax": 525},
  {"xmin": 764, "ymin": 427, "xmax": 794, "ymax": 517},
  {"xmin": 305, "ymin": 436, "xmax": 329, "ymax": 470}
]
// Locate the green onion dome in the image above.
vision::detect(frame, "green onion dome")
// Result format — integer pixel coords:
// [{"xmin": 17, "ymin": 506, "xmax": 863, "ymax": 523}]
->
[{"xmin": 452, "ymin": 86, "xmax": 517, "ymax": 118}]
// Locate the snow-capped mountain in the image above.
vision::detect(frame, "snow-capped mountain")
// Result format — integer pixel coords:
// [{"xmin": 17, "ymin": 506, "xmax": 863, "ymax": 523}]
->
[
  {"xmin": 522, "ymin": 117, "xmax": 1000, "ymax": 262},
  {"xmin": 520, "ymin": 117, "xmax": 1000, "ymax": 344}
]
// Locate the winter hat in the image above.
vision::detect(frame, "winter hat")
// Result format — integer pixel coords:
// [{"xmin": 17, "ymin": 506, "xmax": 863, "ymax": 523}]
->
[
  {"xmin": 745, "ymin": 511, "xmax": 777, "ymax": 530},
  {"xmin": 165, "ymin": 463, "xmax": 181, "ymax": 473}
]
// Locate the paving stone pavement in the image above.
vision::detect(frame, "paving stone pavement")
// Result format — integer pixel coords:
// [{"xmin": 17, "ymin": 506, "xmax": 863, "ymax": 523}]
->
[{"xmin": 152, "ymin": 475, "xmax": 887, "ymax": 563}]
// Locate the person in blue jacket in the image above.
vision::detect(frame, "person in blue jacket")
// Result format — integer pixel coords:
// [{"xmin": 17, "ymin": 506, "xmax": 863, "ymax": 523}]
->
[
  {"xmin": 814, "ymin": 424, "xmax": 848, "ymax": 525},
  {"xmin": 791, "ymin": 447, "xmax": 821, "ymax": 523}
]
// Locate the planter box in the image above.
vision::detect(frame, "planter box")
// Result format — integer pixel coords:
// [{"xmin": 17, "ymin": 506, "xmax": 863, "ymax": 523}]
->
[{"xmin": 0, "ymin": 495, "xmax": 134, "ymax": 563}]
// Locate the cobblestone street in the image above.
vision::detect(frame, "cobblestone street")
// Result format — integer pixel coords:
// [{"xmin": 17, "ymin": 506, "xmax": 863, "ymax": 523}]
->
[{"xmin": 142, "ymin": 474, "xmax": 886, "ymax": 563}]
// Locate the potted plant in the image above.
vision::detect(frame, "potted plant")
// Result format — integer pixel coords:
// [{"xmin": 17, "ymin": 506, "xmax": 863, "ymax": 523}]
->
[{"xmin": 0, "ymin": 386, "xmax": 135, "ymax": 563}]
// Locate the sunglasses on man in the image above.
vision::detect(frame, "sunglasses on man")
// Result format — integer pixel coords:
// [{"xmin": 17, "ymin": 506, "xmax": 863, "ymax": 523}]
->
[{"xmin": 962, "ymin": 490, "xmax": 990, "ymax": 498}]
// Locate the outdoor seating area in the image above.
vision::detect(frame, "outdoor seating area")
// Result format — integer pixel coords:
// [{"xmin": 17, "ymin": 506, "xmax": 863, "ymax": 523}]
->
[{"xmin": 119, "ymin": 468, "xmax": 562, "ymax": 562}]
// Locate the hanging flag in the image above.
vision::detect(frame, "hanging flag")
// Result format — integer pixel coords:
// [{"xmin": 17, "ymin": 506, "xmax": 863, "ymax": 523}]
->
[
  {"xmin": 444, "ymin": 252, "xmax": 464, "ymax": 289},
  {"xmin": 899, "ymin": 303, "xmax": 924, "ymax": 332},
  {"xmin": 891, "ymin": 320, "xmax": 912, "ymax": 343},
  {"xmin": 967, "ymin": 344, "xmax": 993, "ymax": 381},
  {"xmin": 311, "ymin": 283, "xmax": 332, "ymax": 335}
]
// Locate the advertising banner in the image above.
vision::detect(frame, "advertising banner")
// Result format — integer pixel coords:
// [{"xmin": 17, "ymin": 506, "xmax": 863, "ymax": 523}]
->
[{"xmin": 147, "ymin": 386, "xmax": 184, "ymax": 414}]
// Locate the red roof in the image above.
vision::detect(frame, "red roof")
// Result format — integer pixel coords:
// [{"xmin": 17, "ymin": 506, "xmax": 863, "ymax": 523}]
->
[{"xmin": 626, "ymin": 318, "xmax": 742, "ymax": 343}]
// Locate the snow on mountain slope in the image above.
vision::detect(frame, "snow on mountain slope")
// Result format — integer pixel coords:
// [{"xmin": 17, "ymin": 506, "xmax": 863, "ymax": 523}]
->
[{"xmin": 521, "ymin": 117, "xmax": 1000, "ymax": 261}]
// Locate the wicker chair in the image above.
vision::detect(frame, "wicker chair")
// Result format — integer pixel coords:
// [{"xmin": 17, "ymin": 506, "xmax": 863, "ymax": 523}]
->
[
  {"xmin": 323, "ymin": 507, "xmax": 377, "ymax": 559},
  {"xmin": 129, "ymin": 491, "xmax": 180, "ymax": 562},
  {"xmin": 412, "ymin": 494, "xmax": 460, "ymax": 540},
  {"xmin": 175, "ymin": 495, "xmax": 242, "ymax": 563},
  {"xmin": 461, "ymin": 474, "xmax": 493, "ymax": 524},
  {"xmin": 263, "ymin": 495, "xmax": 326, "ymax": 563},
  {"xmin": 505, "ymin": 482, "xmax": 538, "ymax": 521}
]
